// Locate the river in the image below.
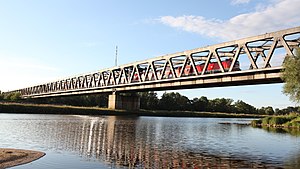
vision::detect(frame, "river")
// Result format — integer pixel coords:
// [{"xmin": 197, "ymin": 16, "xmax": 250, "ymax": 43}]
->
[{"xmin": 0, "ymin": 113, "xmax": 300, "ymax": 168}]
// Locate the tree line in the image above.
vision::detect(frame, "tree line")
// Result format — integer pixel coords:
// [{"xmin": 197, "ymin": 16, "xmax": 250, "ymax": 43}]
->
[
  {"xmin": 1, "ymin": 90, "xmax": 298, "ymax": 115},
  {"xmin": 139, "ymin": 91, "xmax": 299, "ymax": 115},
  {"xmin": 0, "ymin": 91, "xmax": 21, "ymax": 101},
  {"xmin": 0, "ymin": 91, "xmax": 108, "ymax": 108}
]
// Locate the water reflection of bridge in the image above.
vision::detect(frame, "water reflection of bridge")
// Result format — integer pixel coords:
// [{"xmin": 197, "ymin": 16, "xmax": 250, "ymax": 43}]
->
[{"xmin": 37, "ymin": 116, "xmax": 288, "ymax": 168}]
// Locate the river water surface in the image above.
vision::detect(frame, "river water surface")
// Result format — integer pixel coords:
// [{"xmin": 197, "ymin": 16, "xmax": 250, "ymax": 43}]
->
[{"xmin": 0, "ymin": 114, "xmax": 300, "ymax": 168}]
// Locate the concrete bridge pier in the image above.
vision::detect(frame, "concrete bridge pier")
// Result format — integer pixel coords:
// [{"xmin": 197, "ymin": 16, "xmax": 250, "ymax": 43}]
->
[{"xmin": 108, "ymin": 92, "xmax": 140, "ymax": 110}]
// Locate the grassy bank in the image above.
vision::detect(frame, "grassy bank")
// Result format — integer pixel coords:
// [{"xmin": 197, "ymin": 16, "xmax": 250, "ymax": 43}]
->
[
  {"xmin": 0, "ymin": 102, "xmax": 126, "ymax": 115},
  {"xmin": 251, "ymin": 113, "xmax": 300, "ymax": 128},
  {"xmin": 0, "ymin": 102, "xmax": 264, "ymax": 118}
]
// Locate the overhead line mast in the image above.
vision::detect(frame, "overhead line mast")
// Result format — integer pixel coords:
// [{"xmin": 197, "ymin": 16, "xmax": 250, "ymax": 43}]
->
[{"xmin": 115, "ymin": 45, "xmax": 118, "ymax": 66}]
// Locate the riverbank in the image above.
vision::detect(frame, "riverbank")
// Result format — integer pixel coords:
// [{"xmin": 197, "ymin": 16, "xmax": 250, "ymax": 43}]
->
[
  {"xmin": 0, "ymin": 102, "xmax": 264, "ymax": 118},
  {"xmin": 0, "ymin": 148, "xmax": 45, "ymax": 168},
  {"xmin": 251, "ymin": 114, "xmax": 300, "ymax": 128},
  {"xmin": 251, "ymin": 114, "xmax": 300, "ymax": 136}
]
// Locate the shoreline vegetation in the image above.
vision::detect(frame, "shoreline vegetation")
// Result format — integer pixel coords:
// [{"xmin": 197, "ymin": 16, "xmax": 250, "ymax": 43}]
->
[
  {"xmin": 1, "ymin": 91, "xmax": 299, "ymax": 116},
  {"xmin": 251, "ymin": 113, "xmax": 300, "ymax": 136},
  {"xmin": 0, "ymin": 102, "xmax": 264, "ymax": 118},
  {"xmin": 0, "ymin": 148, "xmax": 45, "ymax": 168},
  {"xmin": 251, "ymin": 113, "xmax": 300, "ymax": 129}
]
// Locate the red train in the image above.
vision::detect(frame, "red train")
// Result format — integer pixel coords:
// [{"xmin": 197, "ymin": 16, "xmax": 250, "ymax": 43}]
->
[
  {"xmin": 134, "ymin": 59, "xmax": 240, "ymax": 81},
  {"xmin": 179, "ymin": 58, "xmax": 240, "ymax": 75}
]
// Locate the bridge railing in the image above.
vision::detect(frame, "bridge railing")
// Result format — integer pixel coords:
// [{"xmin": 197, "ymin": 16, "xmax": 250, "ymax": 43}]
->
[{"xmin": 13, "ymin": 26, "xmax": 300, "ymax": 98}]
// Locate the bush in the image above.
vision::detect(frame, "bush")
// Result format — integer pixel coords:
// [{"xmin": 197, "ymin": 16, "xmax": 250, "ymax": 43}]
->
[
  {"xmin": 291, "ymin": 121, "xmax": 300, "ymax": 128},
  {"xmin": 268, "ymin": 117, "xmax": 290, "ymax": 126},
  {"xmin": 251, "ymin": 119, "xmax": 262, "ymax": 126},
  {"xmin": 4, "ymin": 93, "xmax": 13, "ymax": 100},
  {"xmin": 287, "ymin": 112, "xmax": 299, "ymax": 119},
  {"xmin": 284, "ymin": 122, "xmax": 293, "ymax": 128},
  {"xmin": 284, "ymin": 117, "xmax": 300, "ymax": 128},
  {"xmin": 262, "ymin": 116, "xmax": 272, "ymax": 126},
  {"xmin": 284, "ymin": 122, "xmax": 300, "ymax": 128},
  {"xmin": 10, "ymin": 92, "xmax": 21, "ymax": 101},
  {"xmin": 3, "ymin": 92, "xmax": 21, "ymax": 101}
]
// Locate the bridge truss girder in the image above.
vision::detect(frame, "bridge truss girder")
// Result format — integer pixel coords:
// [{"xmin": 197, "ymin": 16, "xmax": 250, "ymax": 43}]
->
[{"xmin": 14, "ymin": 26, "xmax": 300, "ymax": 98}]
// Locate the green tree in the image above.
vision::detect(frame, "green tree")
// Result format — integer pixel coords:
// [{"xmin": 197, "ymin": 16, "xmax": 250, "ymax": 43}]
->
[
  {"xmin": 139, "ymin": 92, "xmax": 159, "ymax": 110},
  {"xmin": 4, "ymin": 93, "xmax": 13, "ymax": 100},
  {"xmin": 274, "ymin": 108, "xmax": 282, "ymax": 115},
  {"xmin": 264, "ymin": 106, "xmax": 275, "ymax": 115},
  {"xmin": 234, "ymin": 100, "xmax": 257, "ymax": 114},
  {"xmin": 258, "ymin": 107, "xmax": 266, "ymax": 114},
  {"xmin": 191, "ymin": 96, "xmax": 209, "ymax": 111},
  {"xmin": 11, "ymin": 92, "xmax": 21, "ymax": 101},
  {"xmin": 207, "ymin": 98, "xmax": 234, "ymax": 113},
  {"xmin": 30, "ymin": 94, "xmax": 108, "ymax": 107},
  {"xmin": 281, "ymin": 48, "xmax": 300, "ymax": 103},
  {"xmin": 258, "ymin": 106, "xmax": 275, "ymax": 115},
  {"xmin": 3, "ymin": 92, "xmax": 21, "ymax": 101},
  {"xmin": 158, "ymin": 92, "xmax": 190, "ymax": 110}
]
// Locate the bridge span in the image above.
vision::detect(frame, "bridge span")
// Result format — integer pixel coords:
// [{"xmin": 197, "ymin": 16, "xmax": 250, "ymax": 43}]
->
[{"xmin": 11, "ymin": 26, "xmax": 300, "ymax": 110}]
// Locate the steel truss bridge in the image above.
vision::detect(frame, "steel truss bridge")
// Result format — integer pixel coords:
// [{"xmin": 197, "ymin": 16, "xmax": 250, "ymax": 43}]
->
[{"xmin": 13, "ymin": 27, "xmax": 300, "ymax": 101}]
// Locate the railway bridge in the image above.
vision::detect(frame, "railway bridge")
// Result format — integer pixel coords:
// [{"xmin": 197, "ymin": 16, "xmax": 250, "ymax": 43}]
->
[{"xmin": 11, "ymin": 26, "xmax": 300, "ymax": 110}]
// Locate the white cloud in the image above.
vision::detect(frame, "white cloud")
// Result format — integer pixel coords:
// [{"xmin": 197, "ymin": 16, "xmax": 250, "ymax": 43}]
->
[
  {"xmin": 231, "ymin": 0, "xmax": 251, "ymax": 5},
  {"xmin": 159, "ymin": 0, "xmax": 300, "ymax": 41}
]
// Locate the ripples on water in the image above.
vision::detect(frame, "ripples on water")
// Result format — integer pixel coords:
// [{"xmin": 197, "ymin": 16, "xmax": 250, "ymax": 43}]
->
[{"xmin": 0, "ymin": 114, "xmax": 300, "ymax": 168}]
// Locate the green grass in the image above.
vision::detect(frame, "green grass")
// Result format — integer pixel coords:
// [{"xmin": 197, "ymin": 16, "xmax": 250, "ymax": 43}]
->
[{"xmin": 0, "ymin": 102, "xmax": 127, "ymax": 115}]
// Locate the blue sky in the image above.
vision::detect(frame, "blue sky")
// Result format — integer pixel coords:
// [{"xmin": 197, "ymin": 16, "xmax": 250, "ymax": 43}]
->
[{"xmin": 0, "ymin": 0, "xmax": 299, "ymax": 108}]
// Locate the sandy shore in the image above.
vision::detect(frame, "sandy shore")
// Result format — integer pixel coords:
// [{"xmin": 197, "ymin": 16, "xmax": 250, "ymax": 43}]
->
[{"xmin": 0, "ymin": 148, "xmax": 45, "ymax": 169}]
